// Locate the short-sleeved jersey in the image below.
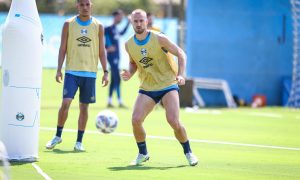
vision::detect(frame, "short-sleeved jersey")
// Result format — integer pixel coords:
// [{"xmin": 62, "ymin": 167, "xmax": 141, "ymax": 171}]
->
[
  {"xmin": 66, "ymin": 16, "xmax": 100, "ymax": 72},
  {"xmin": 126, "ymin": 31, "xmax": 178, "ymax": 91}
]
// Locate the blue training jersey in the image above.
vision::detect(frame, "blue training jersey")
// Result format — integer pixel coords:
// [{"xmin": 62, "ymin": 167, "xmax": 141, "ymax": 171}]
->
[{"xmin": 104, "ymin": 23, "xmax": 129, "ymax": 59}]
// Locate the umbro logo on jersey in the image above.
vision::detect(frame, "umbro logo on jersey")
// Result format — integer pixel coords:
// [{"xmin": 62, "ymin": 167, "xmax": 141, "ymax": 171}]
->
[
  {"xmin": 139, "ymin": 57, "xmax": 153, "ymax": 69},
  {"xmin": 139, "ymin": 57, "xmax": 153, "ymax": 65},
  {"xmin": 77, "ymin": 36, "xmax": 91, "ymax": 47},
  {"xmin": 77, "ymin": 36, "xmax": 91, "ymax": 43}
]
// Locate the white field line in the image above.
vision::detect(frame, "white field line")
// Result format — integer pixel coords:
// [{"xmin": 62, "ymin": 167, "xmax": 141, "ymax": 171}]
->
[
  {"xmin": 184, "ymin": 108, "xmax": 222, "ymax": 115},
  {"xmin": 31, "ymin": 163, "xmax": 52, "ymax": 180},
  {"xmin": 184, "ymin": 109, "xmax": 283, "ymax": 118},
  {"xmin": 247, "ymin": 112, "xmax": 283, "ymax": 118},
  {"xmin": 40, "ymin": 127, "xmax": 300, "ymax": 151}
]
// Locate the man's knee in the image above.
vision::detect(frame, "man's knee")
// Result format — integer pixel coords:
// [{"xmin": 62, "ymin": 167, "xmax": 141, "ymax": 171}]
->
[
  {"xmin": 61, "ymin": 101, "xmax": 71, "ymax": 111},
  {"xmin": 132, "ymin": 114, "xmax": 143, "ymax": 127},
  {"xmin": 80, "ymin": 104, "xmax": 89, "ymax": 112},
  {"xmin": 167, "ymin": 116, "xmax": 182, "ymax": 131},
  {"xmin": 166, "ymin": 113, "xmax": 178, "ymax": 123}
]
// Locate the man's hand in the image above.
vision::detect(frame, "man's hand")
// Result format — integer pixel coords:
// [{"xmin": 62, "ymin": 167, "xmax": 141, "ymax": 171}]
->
[
  {"xmin": 176, "ymin": 75, "xmax": 185, "ymax": 85},
  {"xmin": 120, "ymin": 70, "xmax": 132, "ymax": 81},
  {"xmin": 106, "ymin": 45, "xmax": 116, "ymax": 53},
  {"xmin": 102, "ymin": 73, "xmax": 109, "ymax": 87},
  {"xmin": 56, "ymin": 71, "xmax": 63, "ymax": 83}
]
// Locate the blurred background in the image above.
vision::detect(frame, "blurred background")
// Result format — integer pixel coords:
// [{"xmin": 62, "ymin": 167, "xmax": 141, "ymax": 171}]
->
[
  {"xmin": 186, "ymin": 0, "xmax": 295, "ymax": 107},
  {"xmin": 0, "ymin": 0, "xmax": 184, "ymax": 17},
  {"xmin": 0, "ymin": 0, "xmax": 183, "ymax": 68},
  {"xmin": 0, "ymin": 0, "xmax": 299, "ymax": 108}
]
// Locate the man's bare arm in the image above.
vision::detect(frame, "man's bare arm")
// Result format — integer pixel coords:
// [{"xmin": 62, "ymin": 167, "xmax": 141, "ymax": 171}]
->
[
  {"xmin": 56, "ymin": 22, "xmax": 69, "ymax": 83},
  {"xmin": 121, "ymin": 43, "xmax": 137, "ymax": 81},
  {"xmin": 99, "ymin": 23, "xmax": 109, "ymax": 86},
  {"xmin": 157, "ymin": 34, "xmax": 186, "ymax": 77}
]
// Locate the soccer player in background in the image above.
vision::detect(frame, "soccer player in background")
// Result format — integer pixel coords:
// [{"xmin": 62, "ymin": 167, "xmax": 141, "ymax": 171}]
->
[
  {"xmin": 105, "ymin": 9, "xmax": 130, "ymax": 108},
  {"xmin": 121, "ymin": 9, "xmax": 198, "ymax": 166},
  {"xmin": 146, "ymin": 12, "xmax": 161, "ymax": 32},
  {"xmin": 46, "ymin": 0, "xmax": 109, "ymax": 151}
]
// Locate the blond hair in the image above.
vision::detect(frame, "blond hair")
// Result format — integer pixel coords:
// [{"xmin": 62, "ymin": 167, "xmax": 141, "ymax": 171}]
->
[{"xmin": 131, "ymin": 9, "xmax": 147, "ymax": 18}]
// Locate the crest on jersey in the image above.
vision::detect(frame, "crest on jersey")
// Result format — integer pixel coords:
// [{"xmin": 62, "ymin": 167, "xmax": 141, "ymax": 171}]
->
[
  {"xmin": 81, "ymin": 29, "xmax": 88, "ymax": 35},
  {"xmin": 141, "ymin": 48, "xmax": 147, "ymax": 56}
]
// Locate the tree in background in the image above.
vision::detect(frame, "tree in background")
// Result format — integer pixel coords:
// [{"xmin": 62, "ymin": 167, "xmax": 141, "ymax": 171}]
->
[
  {"xmin": 0, "ymin": 0, "xmax": 158, "ymax": 16},
  {"xmin": 63, "ymin": 0, "xmax": 158, "ymax": 16}
]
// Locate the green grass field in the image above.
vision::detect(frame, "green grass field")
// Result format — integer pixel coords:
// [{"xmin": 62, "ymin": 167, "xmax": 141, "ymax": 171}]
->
[{"xmin": 2, "ymin": 69, "xmax": 300, "ymax": 180}]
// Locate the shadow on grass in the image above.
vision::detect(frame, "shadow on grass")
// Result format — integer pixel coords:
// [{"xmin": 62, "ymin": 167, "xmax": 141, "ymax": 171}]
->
[
  {"xmin": 10, "ymin": 161, "xmax": 33, "ymax": 166},
  {"xmin": 43, "ymin": 149, "xmax": 85, "ymax": 154},
  {"xmin": 108, "ymin": 164, "xmax": 188, "ymax": 171}
]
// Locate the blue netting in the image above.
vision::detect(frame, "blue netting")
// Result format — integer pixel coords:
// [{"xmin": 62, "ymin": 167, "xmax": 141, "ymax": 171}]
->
[{"xmin": 288, "ymin": 0, "xmax": 300, "ymax": 108}]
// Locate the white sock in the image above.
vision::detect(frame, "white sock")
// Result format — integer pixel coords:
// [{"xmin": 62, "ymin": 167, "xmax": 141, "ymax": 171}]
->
[
  {"xmin": 118, "ymin": 98, "xmax": 123, "ymax": 105},
  {"xmin": 108, "ymin": 97, "xmax": 112, "ymax": 104}
]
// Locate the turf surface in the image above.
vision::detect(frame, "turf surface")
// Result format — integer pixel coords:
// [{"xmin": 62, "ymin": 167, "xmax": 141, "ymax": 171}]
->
[{"xmin": 1, "ymin": 69, "xmax": 300, "ymax": 180}]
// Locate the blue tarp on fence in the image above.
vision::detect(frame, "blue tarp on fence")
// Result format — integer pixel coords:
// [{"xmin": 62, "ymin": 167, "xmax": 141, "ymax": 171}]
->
[
  {"xmin": 0, "ymin": 13, "xmax": 178, "ymax": 69},
  {"xmin": 186, "ymin": 0, "xmax": 293, "ymax": 105}
]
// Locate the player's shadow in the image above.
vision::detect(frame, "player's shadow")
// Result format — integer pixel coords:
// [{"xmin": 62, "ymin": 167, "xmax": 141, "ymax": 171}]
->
[
  {"xmin": 108, "ymin": 164, "xmax": 188, "ymax": 171},
  {"xmin": 43, "ymin": 149, "xmax": 82, "ymax": 154}
]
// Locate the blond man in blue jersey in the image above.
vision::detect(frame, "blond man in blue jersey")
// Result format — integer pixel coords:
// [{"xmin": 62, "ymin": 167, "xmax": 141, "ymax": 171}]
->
[
  {"xmin": 121, "ymin": 9, "xmax": 198, "ymax": 166},
  {"xmin": 46, "ymin": 0, "xmax": 109, "ymax": 151}
]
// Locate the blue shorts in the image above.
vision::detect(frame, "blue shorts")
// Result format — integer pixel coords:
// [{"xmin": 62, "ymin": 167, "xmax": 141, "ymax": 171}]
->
[
  {"xmin": 139, "ymin": 85, "xmax": 179, "ymax": 104},
  {"xmin": 63, "ymin": 73, "xmax": 96, "ymax": 104}
]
